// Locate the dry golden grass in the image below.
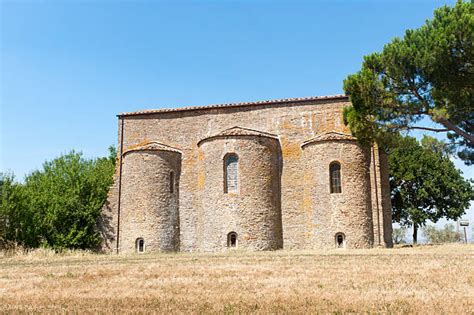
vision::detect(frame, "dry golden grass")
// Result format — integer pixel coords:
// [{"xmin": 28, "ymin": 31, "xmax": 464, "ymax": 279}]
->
[{"xmin": 1, "ymin": 244, "xmax": 473, "ymax": 313}]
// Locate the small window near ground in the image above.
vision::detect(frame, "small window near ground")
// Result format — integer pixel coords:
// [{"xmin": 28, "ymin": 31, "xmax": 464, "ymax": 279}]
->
[
  {"xmin": 136, "ymin": 238, "xmax": 145, "ymax": 253},
  {"xmin": 227, "ymin": 232, "xmax": 237, "ymax": 248},
  {"xmin": 335, "ymin": 233, "xmax": 345, "ymax": 248}
]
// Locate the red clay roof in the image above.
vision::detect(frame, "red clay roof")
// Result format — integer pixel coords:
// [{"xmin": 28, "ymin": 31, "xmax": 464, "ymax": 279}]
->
[{"xmin": 118, "ymin": 94, "xmax": 348, "ymax": 117}]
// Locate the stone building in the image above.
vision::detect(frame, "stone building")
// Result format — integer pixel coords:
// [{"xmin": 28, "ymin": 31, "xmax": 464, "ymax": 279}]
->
[{"xmin": 100, "ymin": 95, "xmax": 393, "ymax": 253}]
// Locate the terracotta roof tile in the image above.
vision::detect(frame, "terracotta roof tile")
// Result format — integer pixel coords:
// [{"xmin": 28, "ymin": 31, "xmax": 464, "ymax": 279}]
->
[{"xmin": 118, "ymin": 94, "xmax": 348, "ymax": 117}]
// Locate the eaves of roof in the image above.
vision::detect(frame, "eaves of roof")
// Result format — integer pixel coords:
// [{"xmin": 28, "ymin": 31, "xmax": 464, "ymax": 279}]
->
[{"xmin": 118, "ymin": 94, "xmax": 349, "ymax": 117}]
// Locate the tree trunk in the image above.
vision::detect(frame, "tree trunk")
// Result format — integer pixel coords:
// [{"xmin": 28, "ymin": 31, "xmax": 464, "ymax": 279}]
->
[{"xmin": 413, "ymin": 224, "xmax": 418, "ymax": 244}]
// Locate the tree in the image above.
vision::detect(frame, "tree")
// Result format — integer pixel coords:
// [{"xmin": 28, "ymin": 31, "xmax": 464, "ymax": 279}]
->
[
  {"xmin": 23, "ymin": 151, "xmax": 115, "ymax": 249},
  {"xmin": 389, "ymin": 136, "xmax": 473, "ymax": 243},
  {"xmin": 107, "ymin": 145, "xmax": 117, "ymax": 166},
  {"xmin": 423, "ymin": 224, "xmax": 461, "ymax": 244},
  {"xmin": 0, "ymin": 173, "xmax": 38, "ymax": 248},
  {"xmin": 343, "ymin": 0, "xmax": 474, "ymax": 164},
  {"xmin": 420, "ymin": 136, "xmax": 454, "ymax": 157},
  {"xmin": 0, "ymin": 150, "xmax": 115, "ymax": 250}
]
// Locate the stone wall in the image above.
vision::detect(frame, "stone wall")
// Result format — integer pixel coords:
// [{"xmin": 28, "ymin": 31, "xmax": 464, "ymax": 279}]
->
[
  {"xmin": 379, "ymin": 150, "xmax": 394, "ymax": 248},
  {"xmin": 101, "ymin": 96, "xmax": 393, "ymax": 252},
  {"xmin": 301, "ymin": 133, "xmax": 374, "ymax": 249},
  {"xmin": 370, "ymin": 145, "xmax": 394, "ymax": 248},
  {"xmin": 118, "ymin": 144, "xmax": 181, "ymax": 253},
  {"xmin": 197, "ymin": 128, "xmax": 283, "ymax": 251}
]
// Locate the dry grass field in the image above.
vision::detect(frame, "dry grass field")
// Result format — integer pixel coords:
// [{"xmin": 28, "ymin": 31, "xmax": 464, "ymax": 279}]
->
[{"xmin": 1, "ymin": 244, "xmax": 473, "ymax": 314}]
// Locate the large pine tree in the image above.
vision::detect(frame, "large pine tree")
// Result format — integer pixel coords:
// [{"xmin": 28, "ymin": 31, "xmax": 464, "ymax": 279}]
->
[{"xmin": 343, "ymin": 0, "xmax": 473, "ymax": 164}]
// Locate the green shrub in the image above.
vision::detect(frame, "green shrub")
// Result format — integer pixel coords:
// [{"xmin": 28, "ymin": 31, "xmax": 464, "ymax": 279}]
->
[{"xmin": 0, "ymin": 149, "xmax": 115, "ymax": 250}]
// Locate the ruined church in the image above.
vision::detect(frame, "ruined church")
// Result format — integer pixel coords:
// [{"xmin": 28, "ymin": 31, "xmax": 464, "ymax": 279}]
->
[{"xmin": 101, "ymin": 95, "xmax": 393, "ymax": 253}]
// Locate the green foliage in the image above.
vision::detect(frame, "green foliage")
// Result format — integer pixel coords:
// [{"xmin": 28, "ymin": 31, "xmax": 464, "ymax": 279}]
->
[
  {"xmin": 0, "ymin": 173, "xmax": 35, "ymax": 248},
  {"xmin": 108, "ymin": 145, "xmax": 117, "ymax": 166},
  {"xmin": 392, "ymin": 227, "xmax": 407, "ymax": 245},
  {"xmin": 420, "ymin": 135, "xmax": 455, "ymax": 156},
  {"xmin": 0, "ymin": 150, "xmax": 115, "ymax": 250},
  {"xmin": 343, "ymin": 0, "xmax": 474, "ymax": 164},
  {"xmin": 389, "ymin": 135, "xmax": 473, "ymax": 243},
  {"xmin": 423, "ymin": 224, "xmax": 461, "ymax": 244}
]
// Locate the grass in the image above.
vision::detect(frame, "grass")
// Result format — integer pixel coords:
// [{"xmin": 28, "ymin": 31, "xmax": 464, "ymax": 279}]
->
[{"xmin": 1, "ymin": 244, "xmax": 473, "ymax": 313}]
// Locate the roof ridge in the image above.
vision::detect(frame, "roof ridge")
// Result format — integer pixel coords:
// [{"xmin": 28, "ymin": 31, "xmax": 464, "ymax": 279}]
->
[
  {"xmin": 301, "ymin": 131, "xmax": 356, "ymax": 148},
  {"xmin": 198, "ymin": 126, "xmax": 279, "ymax": 146},
  {"xmin": 220, "ymin": 126, "xmax": 279, "ymax": 138},
  {"xmin": 123, "ymin": 141, "xmax": 182, "ymax": 155},
  {"xmin": 118, "ymin": 94, "xmax": 348, "ymax": 117}
]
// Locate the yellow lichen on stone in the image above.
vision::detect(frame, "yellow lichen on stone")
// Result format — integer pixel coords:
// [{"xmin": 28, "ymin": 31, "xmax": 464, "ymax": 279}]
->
[
  {"xmin": 198, "ymin": 150, "xmax": 205, "ymax": 161},
  {"xmin": 281, "ymin": 138, "xmax": 301, "ymax": 159},
  {"xmin": 197, "ymin": 170, "xmax": 205, "ymax": 189},
  {"xmin": 280, "ymin": 119, "xmax": 293, "ymax": 131},
  {"xmin": 302, "ymin": 173, "xmax": 312, "ymax": 212},
  {"xmin": 125, "ymin": 139, "xmax": 150, "ymax": 151},
  {"xmin": 302, "ymin": 198, "xmax": 312, "ymax": 212}
]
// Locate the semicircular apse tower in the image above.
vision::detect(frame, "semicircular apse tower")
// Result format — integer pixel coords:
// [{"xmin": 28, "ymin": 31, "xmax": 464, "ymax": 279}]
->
[
  {"xmin": 197, "ymin": 127, "xmax": 283, "ymax": 251},
  {"xmin": 119, "ymin": 142, "xmax": 181, "ymax": 253},
  {"xmin": 301, "ymin": 132, "xmax": 374, "ymax": 249}
]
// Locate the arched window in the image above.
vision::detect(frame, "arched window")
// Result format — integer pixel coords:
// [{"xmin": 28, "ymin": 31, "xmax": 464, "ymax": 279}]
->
[
  {"xmin": 335, "ymin": 233, "xmax": 345, "ymax": 248},
  {"xmin": 227, "ymin": 232, "xmax": 237, "ymax": 247},
  {"xmin": 169, "ymin": 171, "xmax": 175, "ymax": 194},
  {"xmin": 136, "ymin": 238, "xmax": 145, "ymax": 253},
  {"xmin": 224, "ymin": 154, "xmax": 239, "ymax": 193},
  {"xmin": 329, "ymin": 162, "xmax": 342, "ymax": 193}
]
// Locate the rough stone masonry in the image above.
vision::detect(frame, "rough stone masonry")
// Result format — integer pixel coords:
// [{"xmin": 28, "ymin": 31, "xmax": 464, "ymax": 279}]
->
[{"xmin": 100, "ymin": 95, "xmax": 393, "ymax": 253}]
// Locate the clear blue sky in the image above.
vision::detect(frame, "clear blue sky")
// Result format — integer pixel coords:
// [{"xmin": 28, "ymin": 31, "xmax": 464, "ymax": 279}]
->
[{"xmin": 1, "ymin": 0, "xmax": 471, "ymax": 237}]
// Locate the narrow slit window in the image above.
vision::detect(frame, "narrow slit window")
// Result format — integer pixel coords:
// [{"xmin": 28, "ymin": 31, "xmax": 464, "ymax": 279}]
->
[
  {"xmin": 330, "ymin": 162, "xmax": 342, "ymax": 194},
  {"xmin": 169, "ymin": 171, "xmax": 175, "ymax": 194},
  {"xmin": 224, "ymin": 154, "xmax": 238, "ymax": 193}
]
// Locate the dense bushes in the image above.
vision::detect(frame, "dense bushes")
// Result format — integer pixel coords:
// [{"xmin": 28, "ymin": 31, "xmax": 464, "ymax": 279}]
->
[{"xmin": 0, "ymin": 149, "xmax": 115, "ymax": 250}]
